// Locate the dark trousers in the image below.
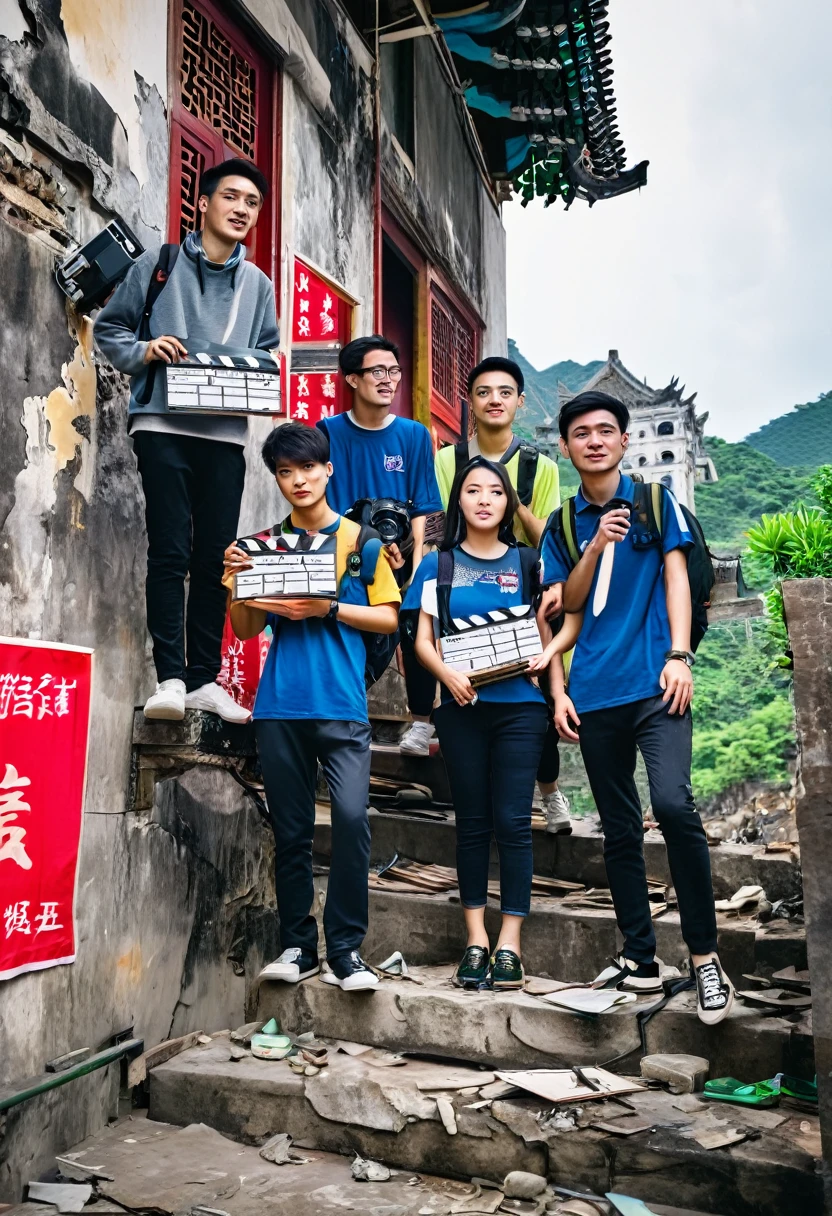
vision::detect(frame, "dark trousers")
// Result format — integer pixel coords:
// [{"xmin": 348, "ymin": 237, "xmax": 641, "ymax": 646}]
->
[
  {"xmin": 537, "ymin": 716, "xmax": 560, "ymax": 785},
  {"xmin": 256, "ymin": 718, "xmax": 372, "ymax": 959},
  {"xmin": 401, "ymin": 631, "xmax": 437, "ymax": 717},
  {"xmin": 579, "ymin": 695, "xmax": 718, "ymax": 961},
  {"xmin": 435, "ymin": 700, "xmax": 548, "ymax": 916},
  {"xmin": 133, "ymin": 432, "xmax": 245, "ymax": 690}
]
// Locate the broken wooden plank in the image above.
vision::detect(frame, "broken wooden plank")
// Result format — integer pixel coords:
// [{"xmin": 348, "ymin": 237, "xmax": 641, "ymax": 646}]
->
[{"xmin": 127, "ymin": 1031, "xmax": 203, "ymax": 1088}]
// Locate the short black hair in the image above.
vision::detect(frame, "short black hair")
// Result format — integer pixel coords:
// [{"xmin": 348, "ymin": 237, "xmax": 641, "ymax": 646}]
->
[
  {"xmin": 559, "ymin": 391, "xmax": 630, "ymax": 439},
  {"xmin": 468, "ymin": 356, "xmax": 524, "ymax": 395},
  {"xmin": 339, "ymin": 334, "xmax": 399, "ymax": 376},
  {"xmin": 261, "ymin": 423, "xmax": 329, "ymax": 474},
  {"xmin": 199, "ymin": 158, "xmax": 269, "ymax": 201}
]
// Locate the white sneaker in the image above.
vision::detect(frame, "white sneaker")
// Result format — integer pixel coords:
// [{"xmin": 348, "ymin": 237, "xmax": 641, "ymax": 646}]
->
[
  {"xmin": 542, "ymin": 789, "xmax": 572, "ymax": 835},
  {"xmin": 143, "ymin": 679, "xmax": 186, "ymax": 721},
  {"xmin": 593, "ymin": 953, "xmax": 662, "ymax": 993},
  {"xmin": 399, "ymin": 721, "xmax": 436, "ymax": 756},
  {"xmin": 184, "ymin": 681, "xmax": 252, "ymax": 724},
  {"xmin": 258, "ymin": 948, "xmax": 320, "ymax": 983},
  {"xmin": 693, "ymin": 957, "xmax": 735, "ymax": 1025}
]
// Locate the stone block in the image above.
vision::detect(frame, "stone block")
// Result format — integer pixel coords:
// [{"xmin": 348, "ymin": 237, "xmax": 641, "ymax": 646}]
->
[{"xmin": 639, "ymin": 1053, "xmax": 709, "ymax": 1093}]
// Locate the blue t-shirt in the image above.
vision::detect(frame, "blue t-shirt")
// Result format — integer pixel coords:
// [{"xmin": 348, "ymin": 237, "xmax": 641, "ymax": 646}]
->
[
  {"xmin": 406, "ymin": 546, "xmax": 546, "ymax": 706},
  {"xmin": 317, "ymin": 412, "xmax": 442, "ymax": 517},
  {"xmin": 252, "ymin": 516, "xmax": 401, "ymax": 723},
  {"xmin": 540, "ymin": 475, "xmax": 693, "ymax": 714}
]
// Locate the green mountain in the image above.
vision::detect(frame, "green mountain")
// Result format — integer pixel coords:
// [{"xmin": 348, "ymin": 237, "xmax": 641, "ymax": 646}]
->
[
  {"xmin": 695, "ymin": 437, "xmax": 816, "ymax": 551},
  {"xmin": 745, "ymin": 392, "xmax": 832, "ymax": 466},
  {"xmin": 508, "ymin": 339, "xmax": 603, "ymax": 441}
]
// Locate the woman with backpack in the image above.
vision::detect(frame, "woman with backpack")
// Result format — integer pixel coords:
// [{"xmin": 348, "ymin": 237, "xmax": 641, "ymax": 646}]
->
[{"xmin": 409, "ymin": 457, "xmax": 580, "ymax": 990}]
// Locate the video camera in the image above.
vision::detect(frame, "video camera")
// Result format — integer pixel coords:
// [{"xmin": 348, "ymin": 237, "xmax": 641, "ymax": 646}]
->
[
  {"xmin": 345, "ymin": 497, "xmax": 414, "ymax": 553},
  {"xmin": 55, "ymin": 218, "xmax": 144, "ymax": 312}
]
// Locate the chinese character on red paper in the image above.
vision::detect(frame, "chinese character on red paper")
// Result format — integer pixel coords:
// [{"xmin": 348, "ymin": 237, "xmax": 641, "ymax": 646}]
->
[
  {"xmin": 0, "ymin": 762, "xmax": 32, "ymax": 870},
  {"xmin": 322, "ymin": 374, "xmax": 336, "ymax": 399},
  {"xmin": 34, "ymin": 902, "xmax": 63, "ymax": 933},
  {"xmin": 4, "ymin": 901, "xmax": 32, "ymax": 937}
]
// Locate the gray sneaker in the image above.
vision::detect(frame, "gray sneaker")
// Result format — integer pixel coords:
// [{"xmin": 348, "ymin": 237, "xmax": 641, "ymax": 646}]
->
[{"xmin": 542, "ymin": 789, "xmax": 572, "ymax": 835}]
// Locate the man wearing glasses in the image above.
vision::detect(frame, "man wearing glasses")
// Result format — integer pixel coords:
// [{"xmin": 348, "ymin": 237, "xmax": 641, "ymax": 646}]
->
[{"xmin": 317, "ymin": 335, "xmax": 442, "ymax": 746}]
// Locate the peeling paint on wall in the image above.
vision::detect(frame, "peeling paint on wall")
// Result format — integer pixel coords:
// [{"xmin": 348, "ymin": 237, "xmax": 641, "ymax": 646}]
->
[{"xmin": 59, "ymin": 0, "xmax": 168, "ymax": 188}]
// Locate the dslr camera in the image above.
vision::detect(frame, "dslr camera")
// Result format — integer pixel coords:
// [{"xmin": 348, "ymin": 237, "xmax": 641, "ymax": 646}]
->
[{"xmin": 346, "ymin": 497, "xmax": 414, "ymax": 553}]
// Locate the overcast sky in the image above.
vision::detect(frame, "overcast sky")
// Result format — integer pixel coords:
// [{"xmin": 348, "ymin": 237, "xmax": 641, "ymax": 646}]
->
[{"xmin": 503, "ymin": 0, "xmax": 832, "ymax": 442}]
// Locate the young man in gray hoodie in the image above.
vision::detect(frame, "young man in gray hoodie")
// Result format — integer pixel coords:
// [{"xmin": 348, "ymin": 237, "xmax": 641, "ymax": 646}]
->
[{"xmin": 96, "ymin": 158, "xmax": 279, "ymax": 723}]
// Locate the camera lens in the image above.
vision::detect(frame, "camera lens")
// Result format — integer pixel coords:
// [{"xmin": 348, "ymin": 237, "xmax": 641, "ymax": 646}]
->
[{"xmin": 376, "ymin": 517, "xmax": 399, "ymax": 544}]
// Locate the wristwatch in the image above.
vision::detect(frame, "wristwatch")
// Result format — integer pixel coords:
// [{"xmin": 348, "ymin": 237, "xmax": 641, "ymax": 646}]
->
[
  {"xmin": 326, "ymin": 599, "xmax": 340, "ymax": 620},
  {"xmin": 665, "ymin": 649, "xmax": 695, "ymax": 667}
]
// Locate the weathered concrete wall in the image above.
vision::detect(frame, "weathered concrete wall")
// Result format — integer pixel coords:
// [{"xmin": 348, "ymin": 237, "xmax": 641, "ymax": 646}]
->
[{"xmin": 782, "ymin": 577, "xmax": 832, "ymax": 1199}]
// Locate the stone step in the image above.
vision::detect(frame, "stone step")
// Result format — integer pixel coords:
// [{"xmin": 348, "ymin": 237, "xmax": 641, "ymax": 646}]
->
[
  {"xmin": 314, "ymin": 807, "xmax": 803, "ymax": 903},
  {"xmin": 340, "ymin": 884, "xmax": 806, "ymax": 991},
  {"xmin": 149, "ymin": 1035, "xmax": 822, "ymax": 1216},
  {"xmin": 257, "ymin": 965, "xmax": 812, "ymax": 1082}
]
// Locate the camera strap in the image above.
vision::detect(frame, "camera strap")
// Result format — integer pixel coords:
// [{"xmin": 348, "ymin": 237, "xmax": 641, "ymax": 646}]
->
[{"xmin": 135, "ymin": 242, "xmax": 180, "ymax": 407}]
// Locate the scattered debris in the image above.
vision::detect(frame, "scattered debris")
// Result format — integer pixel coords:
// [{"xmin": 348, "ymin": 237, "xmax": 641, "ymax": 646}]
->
[
  {"xmin": 639, "ymin": 1053, "xmax": 709, "ymax": 1093},
  {"xmin": 735, "ymin": 988, "xmax": 811, "ymax": 1011},
  {"xmin": 450, "ymin": 1186, "xmax": 504, "ymax": 1212},
  {"xmin": 334, "ymin": 1039, "xmax": 374, "ymax": 1056},
  {"xmin": 479, "ymin": 1080, "xmax": 521, "ymax": 1100},
  {"xmin": 351, "ymin": 1154, "xmax": 392, "ymax": 1182},
  {"xmin": 496, "ymin": 1067, "xmax": 645, "ymax": 1105},
  {"xmin": 376, "ymin": 950, "xmax": 425, "ymax": 983},
  {"xmin": 771, "ymin": 965, "xmax": 811, "ymax": 992},
  {"xmin": 46, "ymin": 1047, "xmax": 92, "ymax": 1073},
  {"xmin": 436, "ymin": 1097, "xmax": 458, "ymax": 1135},
  {"xmin": 714, "ymin": 885, "xmax": 764, "ymax": 914},
  {"xmin": 127, "ymin": 1031, "xmax": 204, "ymax": 1087},
  {"xmin": 416, "ymin": 1068, "xmax": 495, "ymax": 1091},
  {"xmin": 589, "ymin": 1115, "xmax": 656, "ymax": 1136},
  {"xmin": 300, "ymin": 1045, "xmax": 329, "ymax": 1066},
  {"xmin": 539, "ymin": 987, "xmax": 637, "ymax": 1015},
  {"xmin": 27, "ymin": 1182, "xmax": 92, "ymax": 1212},
  {"xmin": 250, "ymin": 1019, "xmax": 293, "ymax": 1059},
  {"xmin": 370, "ymin": 856, "xmax": 458, "ymax": 894},
  {"xmin": 502, "ymin": 1171, "xmax": 547, "ymax": 1200},
  {"xmin": 228, "ymin": 1044, "xmax": 247, "ymax": 1062},
  {"xmin": 366, "ymin": 1050, "xmax": 409, "ymax": 1068},
  {"xmin": 196, "ymin": 1035, "xmax": 213, "ymax": 1046},
  {"xmin": 257, "ymin": 1132, "xmax": 309, "ymax": 1165},
  {"xmin": 230, "ymin": 1021, "xmax": 263, "ymax": 1044},
  {"xmin": 606, "ymin": 1195, "xmax": 660, "ymax": 1216},
  {"xmin": 689, "ymin": 1125, "xmax": 756, "ymax": 1150}
]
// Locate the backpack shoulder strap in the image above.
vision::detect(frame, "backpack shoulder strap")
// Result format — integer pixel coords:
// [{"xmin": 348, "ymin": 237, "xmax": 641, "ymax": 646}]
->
[
  {"xmin": 559, "ymin": 496, "xmax": 580, "ymax": 567},
  {"xmin": 516, "ymin": 443, "xmax": 540, "ymax": 507},
  {"xmin": 354, "ymin": 522, "xmax": 382, "ymax": 586},
  {"xmin": 139, "ymin": 243, "xmax": 179, "ymax": 341},
  {"xmin": 518, "ymin": 544, "xmax": 541, "ymax": 604},
  {"xmin": 454, "ymin": 440, "xmax": 470, "ymax": 481},
  {"xmin": 135, "ymin": 243, "xmax": 180, "ymax": 407},
  {"xmin": 436, "ymin": 548, "xmax": 456, "ymax": 636},
  {"xmin": 649, "ymin": 480, "xmax": 664, "ymax": 536}
]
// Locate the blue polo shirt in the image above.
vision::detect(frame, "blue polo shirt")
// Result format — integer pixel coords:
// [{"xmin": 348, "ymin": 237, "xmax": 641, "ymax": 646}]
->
[
  {"xmin": 540, "ymin": 476, "xmax": 693, "ymax": 714},
  {"xmin": 248, "ymin": 516, "xmax": 401, "ymax": 723},
  {"xmin": 317, "ymin": 412, "xmax": 442, "ymax": 517}
]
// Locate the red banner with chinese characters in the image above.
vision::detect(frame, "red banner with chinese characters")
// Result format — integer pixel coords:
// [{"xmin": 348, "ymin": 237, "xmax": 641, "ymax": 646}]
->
[
  {"xmin": 289, "ymin": 258, "xmax": 352, "ymax": 425},
  {"xmin": 218, "ymin": 615, "xmax": 272, "ymax": 712},
  {"xmin": 292, "ymin": 259, "xmax": 352, "ymax": 347},
  {"xmin": 288, "ymin": 369, "xmax": 341, "ymax": 427},
  {"xmin": 0, "ymin": 637, "xmax": 92, "ymax": 982}
]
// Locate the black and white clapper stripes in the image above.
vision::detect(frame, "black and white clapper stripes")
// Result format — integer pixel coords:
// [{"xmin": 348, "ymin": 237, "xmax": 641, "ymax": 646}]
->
[
  {"xmin": 439, "ymin": 606, "xmax": 542, "ymax": 680},
  {"xmin": 232, "ymin": 533, "xmax": 338, "ymax": 602},
  {"xmin": 166, "ymin": 349, "xmax": 281, "ymax": 416}
]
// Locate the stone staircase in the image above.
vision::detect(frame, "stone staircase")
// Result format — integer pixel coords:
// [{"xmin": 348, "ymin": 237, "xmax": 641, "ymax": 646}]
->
[{"xmin": 145, "ymin": 734, "xmax": 818, "ymax": 1216}]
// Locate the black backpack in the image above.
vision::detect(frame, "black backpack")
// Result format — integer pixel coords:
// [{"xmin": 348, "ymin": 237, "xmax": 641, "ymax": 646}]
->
[
  {"xmin": 454, "ymin": 437, "xmax": 540, "ymax": 507},
  {"xmin": 435, "ymin": 545, "xmax": 541, "ymax": 637},
  {"xmin": 135, "ymin": 242, "xmax": 180, "ymax": 406},
  {"xmin": 542, "ymin": 481, "xmax": 715, "ymax": 652}
]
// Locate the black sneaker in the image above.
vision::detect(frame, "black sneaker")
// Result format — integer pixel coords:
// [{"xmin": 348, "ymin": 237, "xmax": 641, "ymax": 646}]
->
[
  {"xmin": 593, "ymin": 953, "xmax": 662, "ymax": 993},
  {"xmin": 453, "ymin": 945, "xmax": 490, "ymax": 989},
  {"xmin": 693, "ymin": 956, "xmax": 734, "ymax": 1025},
  {"xmin": 258, "ymin": 947, "xmax": 319, "ymax": 983},
  {"xmin": 490, "ymin": 947, "xmax": 525, "ymax": 990},
  {"xmin": 321, "ymin": 950, "xmax": 379, "ymax": 992}
]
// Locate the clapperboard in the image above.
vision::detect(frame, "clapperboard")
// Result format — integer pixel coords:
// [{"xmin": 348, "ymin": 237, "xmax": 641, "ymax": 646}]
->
[
  {"xmin": 232, "ymin": 532, "xmax": 338, "ymax": 602},
  {"xmin": 439, "ymin": 607, "xmax": 542, "ymax": 687},
  {"xmin": 166, "ymin": 347, "xmax": 281, "ymax": 416}
]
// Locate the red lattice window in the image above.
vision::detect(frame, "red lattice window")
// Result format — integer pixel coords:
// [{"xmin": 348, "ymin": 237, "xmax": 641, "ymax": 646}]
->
[
  {"xmin": 168, "ymin": 0, "xmax": 279, "ymax": 280},
  {"xmin": 180, "ymin": 0, "xmax": 258, "ymax": 159},
  {"xmin": 429, "ymin": 284, "xmax": 479, "ymax": 442}
]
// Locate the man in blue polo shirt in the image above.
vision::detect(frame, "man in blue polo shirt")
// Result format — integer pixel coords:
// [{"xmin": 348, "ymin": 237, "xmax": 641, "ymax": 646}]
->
[
  {"xmin": 541, "ymin": 390, "xmax": 733, "ymax": 1026},
  {"xmin": 318, "ymin": 335, "xmax": 442, "ymax": 753}
]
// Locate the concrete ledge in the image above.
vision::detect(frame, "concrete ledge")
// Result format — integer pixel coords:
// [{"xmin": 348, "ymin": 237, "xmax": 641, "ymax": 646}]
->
[
  {"xmin": 313, "ymin": 809, "xmax": 802, "ymax": 903},
  {"xmin": 149, "ymin": 1040, "xmax": 822, "ymax": 1216},
  {"xmin": 351, "ymin": 887, "xmax": 805, "ymax": 988},
  {"xmin": 257, "ymin": 965, "xmax": 809, "ymax": 1081}
]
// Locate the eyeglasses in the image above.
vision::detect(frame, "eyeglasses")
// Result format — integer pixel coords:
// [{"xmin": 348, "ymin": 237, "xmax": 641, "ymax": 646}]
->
[{"xmin": 360, "ymin": 365, "xmax": 403, "ymax": 381}]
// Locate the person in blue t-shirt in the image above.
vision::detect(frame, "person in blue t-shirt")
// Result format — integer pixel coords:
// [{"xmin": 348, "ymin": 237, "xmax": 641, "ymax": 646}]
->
[
  {"xmin": 540, "ymin": 391, "xmax": 733, "ymax": 1026},
  {"xmin": 411, "ymin": 457, "xmax": 580, "ymax": 992},
  {"xmin": 223, "ymin": 423, "xmax": 400, "ymax": 993},
  {"xmin": 317, "ymin": 335, "xmax": 443, "ymax": 756}
]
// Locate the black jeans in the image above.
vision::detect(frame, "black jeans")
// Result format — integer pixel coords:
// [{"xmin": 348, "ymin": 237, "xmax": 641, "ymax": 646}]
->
[
  {"xmin": 256, "ymin": 718, "xmax": 372, "ymax": 959},
  {"xmin": 579, "ymin": 694, "xmax": 717, "ymax": 961},
  {"xmin": 435, "ymin": 699, "xmax": 548, "ymax": 916},
  {"xmin": 537, "ymin": 715, "xmax": 560, "ymax": 785},
  {"xmin": 401, "ymin": 632, "xmax": 437, "ymax": 717},
  {"xmin": 133, "ymin": 432, "xmax": 245, "ymax": 690}
]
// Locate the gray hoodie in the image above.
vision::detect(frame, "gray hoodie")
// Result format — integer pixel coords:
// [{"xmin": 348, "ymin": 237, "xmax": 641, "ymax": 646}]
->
[{"xmin": 95, "ymin": 236, "xmax": 280, "ymax": 444}]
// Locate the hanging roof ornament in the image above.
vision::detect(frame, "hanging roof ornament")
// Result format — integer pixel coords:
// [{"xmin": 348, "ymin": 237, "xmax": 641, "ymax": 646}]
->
[{"xmin": 428, "ymin": 0, "xmax": 648, "ymax": 207}]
